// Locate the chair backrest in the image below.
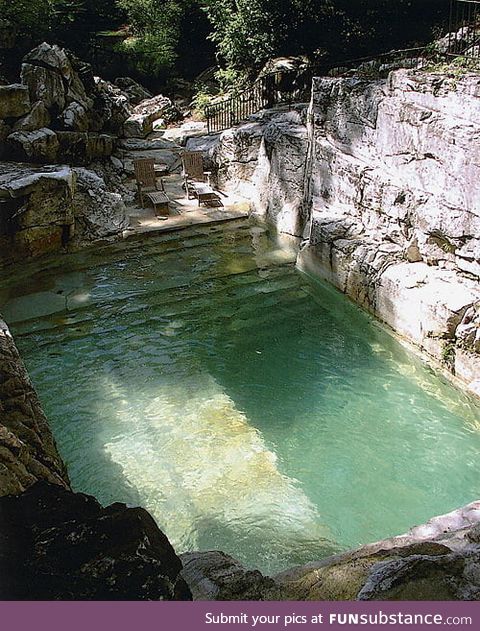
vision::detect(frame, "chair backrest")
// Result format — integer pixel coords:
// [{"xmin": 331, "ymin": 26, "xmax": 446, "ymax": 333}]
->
[
  {"xmin": 134, "ymin": 158, "xmax": 156, "ymax": 188},
  {"xmin": 182, "ymin": 151, "xmax": 205, "ymax": 181}
]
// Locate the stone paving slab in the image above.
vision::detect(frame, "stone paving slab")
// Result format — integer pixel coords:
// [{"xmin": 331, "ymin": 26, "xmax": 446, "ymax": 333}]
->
[{"xmin": 124, "ymin": 173, "xmax": 250, "ymax": 238}]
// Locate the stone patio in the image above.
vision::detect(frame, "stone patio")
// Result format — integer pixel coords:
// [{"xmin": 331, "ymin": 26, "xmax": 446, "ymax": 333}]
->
[{"xmin": 123, "ymin": 170, "xmax": 250, "ymax": 238}]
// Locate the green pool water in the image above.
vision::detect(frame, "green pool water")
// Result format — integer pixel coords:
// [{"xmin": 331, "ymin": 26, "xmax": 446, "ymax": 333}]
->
[{"xmin": 2, "ymin": 220, "xmax": 479, "ymax": 575}]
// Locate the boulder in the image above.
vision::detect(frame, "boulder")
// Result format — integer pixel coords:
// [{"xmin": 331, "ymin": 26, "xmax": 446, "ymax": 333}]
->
[
  {"xmin": 71, "ymin": 168, "xmax": 129, "ymax": 243},
  {"xmin": 94, "ymin": 78, "xmax": 133, "ymax": 134},
  {"xmin": 21, "ymin": 63, "xmax": 66, "ymax": 113},
  {"xmin": 164, "ymin": 120, "xmax": 208, "ymax": 146},
  {"xmin": 123, "ymin": 95, "xmax": 182, "ymax": 138},
  {"xmin": 134, "ymin": 94, "xmax": 182, "ymax": 124},
  {"xmin": 114, "ymin": 77, "xmax": 152, "ymax": 105},
  {"xmin": 0, "ymin": 481, "xmax": 192, "ymax": 600},
  {"xmin": 0, "ymin": 84, "xmax": 30, "ymax": 119},
  {"xmin": 22, "ymin": 43, "xmax": 93, "ymax": 112},
  {"xmin": 181, "ymin": 551, "xmax": 279, "ymax": 601},
  {"xmin": 7, "ymin": 128, "xmax": 59, "ymax": 163},
  {"xmin": 23, "ymin": 42, "xmax": 72, "ymax": 80},
  {"xmin": 122, "ymin": 112, "xmax": 154, "ymax": 138},
  {"xmin": 0, "ymin": 162, "xmax": 75, "ymax": 263},
  {"xmin": 56, "ymin": 131, "xmax": 116, "ymax": 165},
  {"xmin": 13, "ymin": 101, "xmax": 51, "ymax": 132},
  {"xmin": 58, "ymin": 101, "xmax": 90, "ymax": 132},
  {"xmin": 0, "ymin": 120, "xmax": 10, "ymax": 158}
]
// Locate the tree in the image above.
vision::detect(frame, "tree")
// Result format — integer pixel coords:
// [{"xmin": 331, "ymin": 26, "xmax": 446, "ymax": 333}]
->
[
  {"xmin": 202, "ymin": 0, "xmax": 329, "ymax": 72},
  {"xmin": 117, "ymin": 0, "xmax": 212, "ymax": 79},
  {"xmin": 0, "ymin": 0, "xmax": 55, "ymax": 39},
  {"xmin": 202, "ymin": 0, "xmax": 451, "ymax": 77}
]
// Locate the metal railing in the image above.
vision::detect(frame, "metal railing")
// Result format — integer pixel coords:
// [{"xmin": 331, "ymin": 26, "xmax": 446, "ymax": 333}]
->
[
  {"xmin": 204, "ymin": 48, "xmax": 426, "ymax": 134},
  {"xmin": 448, "ymin": 0, "xmax": 480, "ymax": 57},
  {"xmin": 205, "ymin": 71, "xmax": 300, "ymax": 134}
]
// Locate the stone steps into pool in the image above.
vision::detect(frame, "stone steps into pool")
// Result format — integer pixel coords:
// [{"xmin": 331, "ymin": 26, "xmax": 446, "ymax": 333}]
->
[
  {"xmin": 13, "ymin": 265, "xmax": 312, "ymax": 342},
  {"xmin": 0, "ymin": 219, "xmax": 254, "ymax": 294},
  {"xmin": 4, "ymin": 222, "xmax": 302, "ymax": 337}
]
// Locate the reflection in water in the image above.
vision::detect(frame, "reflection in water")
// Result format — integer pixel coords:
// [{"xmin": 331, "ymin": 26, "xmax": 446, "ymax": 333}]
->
[{"xmin": 2, "ymin": 221, "xmax": 479, "ymax": 575}]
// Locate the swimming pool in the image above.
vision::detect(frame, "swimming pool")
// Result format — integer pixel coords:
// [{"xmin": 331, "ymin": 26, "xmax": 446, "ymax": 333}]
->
[{"xmin": 2, "ymin": 220, "xmax": 479, "ymax": 575}]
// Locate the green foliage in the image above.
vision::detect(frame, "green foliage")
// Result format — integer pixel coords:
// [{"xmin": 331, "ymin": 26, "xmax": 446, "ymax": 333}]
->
[
  {"xmin": 190, "ymin": 84, "xmax": 215, "ymax": 119},
  {"xmin": 120, "ymin": 32, "xmax": 178, "ymax": 76},
  {"xmin": 426, "ymin": 55, "xmax": 480, "ymax": 77},
  {"xmin": 0, "ymin": 0, "xmax": 55, "ymax": 37},
  {"xmin": 214, "ymin": 67, "xmax": 245, "ymax": 90},
  {"xmin": 201, "ymin": 0, "xmax": 451, "ymax": 75},
  {"xmin": 202, "ymin": 0, "xmax": 325, "ymax": 72},
  {"xmin": 117, "ymin": 0, "xmax": 211, "ymax": 78},
  {"xmin": 442, "ymin": 341, "xmax": 456, "ymax": 367}
]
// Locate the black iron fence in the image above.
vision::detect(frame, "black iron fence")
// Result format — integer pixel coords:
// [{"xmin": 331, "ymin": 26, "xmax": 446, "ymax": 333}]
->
[
  {"xmin": 204, "ymin": 48, "xmax": 428, "ymax": 134},
  {"xmin": 205, "ymin": 71, "xmax": 302, "ymax": 134},
  {"xmin": 448, "ymin": 0, "xmax": 480, "ymax": 57}
]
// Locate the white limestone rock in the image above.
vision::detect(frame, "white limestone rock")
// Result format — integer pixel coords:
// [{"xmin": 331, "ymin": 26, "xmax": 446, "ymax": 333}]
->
[
  {"xmin": 23, "ymin": 43, "xmax": 72, "ymax": 80},
  {"xmin": 71, "ymin": 168, "xmax": 128, "ymax": 243},
  {"xmin": 0, "ymin": 162, "xmax": 75, "ymax": 263},
  {"xmin": 209, "ymin": 69, "xmax": 480, "ymax": 387},
  {"xmin": 123, "ymin": 95, "xmax": 182, "ymax": 138}
]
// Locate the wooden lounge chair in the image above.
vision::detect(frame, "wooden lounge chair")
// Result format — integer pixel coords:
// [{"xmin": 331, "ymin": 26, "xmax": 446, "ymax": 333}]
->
[
  {"xmin": 182, "ymin": 151, "xmax": 223, "ymax": 207},
  {"xmin": 134, "ymin": 158, "xmax": 170, "ymax": 216}
]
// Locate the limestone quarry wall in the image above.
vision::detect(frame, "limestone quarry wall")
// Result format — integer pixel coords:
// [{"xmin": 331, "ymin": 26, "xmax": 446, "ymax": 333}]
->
[{"xmin": 204, "ymin": 69, "xmax": 480, "ymax": 396}]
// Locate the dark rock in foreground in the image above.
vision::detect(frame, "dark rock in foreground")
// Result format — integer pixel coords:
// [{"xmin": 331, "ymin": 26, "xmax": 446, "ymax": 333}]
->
[
  {"xmin": 0, "ymin": 482, "xmax": 192, "ymax": 601},
  {"xmin": 181, "ymin": 551, "xmax": 280, "ymax": 600}
]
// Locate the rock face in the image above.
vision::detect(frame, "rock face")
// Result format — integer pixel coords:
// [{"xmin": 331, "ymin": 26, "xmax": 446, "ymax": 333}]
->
[
  {"xmin": 207, "ymin": 69, "xmax": 480, "ymax": 395},
  {"xmin": 0, "ymin": 481, "xmax": 192, "ymax": 600},
  {"xmin": 0, "ymin": 162, "xmax": 75, "ymax": 264},
  {"xmin": 71, "ymin": 168, "xmax": 128, "ymax": 243},
  {"xmin": 0, "ymin": 162, "xmax": 130, "ymax": 264},
  {"xmin": 0, "ymin": 319, "xmax": 69, "ymax": 495},
  {"xmin": 0, "ymin": 84, "xmax": 30, "ymax": 119},
  {"xmin": 300, "ymin": 70, "xmax": 480, "ymax": 395}
]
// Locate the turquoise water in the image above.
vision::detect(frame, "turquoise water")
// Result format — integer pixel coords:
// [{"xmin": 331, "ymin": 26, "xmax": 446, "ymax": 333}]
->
[{"xmin": 1, "ymin": 220, "xmax": 479, "ymax": 576}]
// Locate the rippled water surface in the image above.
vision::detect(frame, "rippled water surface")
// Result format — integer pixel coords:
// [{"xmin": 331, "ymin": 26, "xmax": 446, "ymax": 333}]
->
[{"xmin": 2, "ymin": 221, "xmax": 479, "ymax": 575}]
